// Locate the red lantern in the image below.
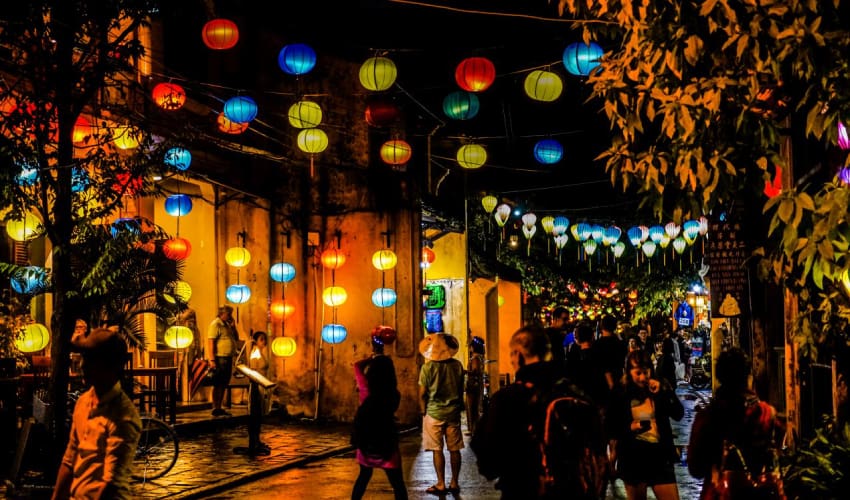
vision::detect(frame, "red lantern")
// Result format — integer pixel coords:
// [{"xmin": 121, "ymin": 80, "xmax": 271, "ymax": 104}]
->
[
  {"xmin": 72, "ymin": 116, "xmax": 92, "ymax": 144},
  {"xmin": 455, "ymin": 57, "xmax": 496, "ymax": 93},
  {"xmin": 163, "ymin": 237, "xmax": 192, "ymax": 260},
  {"xmin": 152, "ymin": 82, "xmax": 186, "ymax": 110},
  {"xmin": 320, "ymin": 248, "xmax": 346, "ymax": 269},
  {"xmin": 113, "ymin": 172, "xmax": 144, "ymax": 196},
  {"xmin": 422, "ymin": 247, "xmax": 436, "ymax": 265},
  {"xmin": 764, "ymin": 165, "xmax": 782, "ymax": 198},
  {"xmin": 202, "ymin": 19, "xmax": 239, "ymax": 50},
  {"xmin": 365, "ymin": 98, "xmax": 401, "ymax": 128},
  {"xmin": 217, "ymin": 113, "xmax": 249, "ymax": 134}
]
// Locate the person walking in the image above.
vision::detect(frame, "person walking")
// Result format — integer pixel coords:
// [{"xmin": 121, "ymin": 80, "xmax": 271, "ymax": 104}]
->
[
  {"xmin": 246, "ymin": 331, "xmax": 271, "ymax": 455},
  {"xmin": 465, "ymin": 335, "xmax": 486, "ymax": 435},
  {"xmin": 206, "ymin": 305, "xmax": 241, "ymax": 417},
  {"xmin": 607, "ymin": 349, "xmax": 684, "ymax": 500},
  {"xmin": 592, "ymin": 314, "xmax": 627, "ymax": 410},
  {"xmin": 53, "ymin": 327, "xmax": 141, "ymax": 500},
  {"xmin": 418, "ymin": 332, "xmax": 465, "ymax": 496},
  {"xmin": 351, "ymin": 330, "xmax": 407, "ymax": 500},
  {"xmin": 544, "ymin": 306, "xmax": 571, "ymax": 374}
]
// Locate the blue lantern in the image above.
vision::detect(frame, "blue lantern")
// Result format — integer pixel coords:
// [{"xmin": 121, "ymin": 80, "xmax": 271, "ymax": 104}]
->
[
  {"xmin": 270, "ymin": 262, "xmax": 296, "ymax": 283},
  {"xmin": 533, "ymin": 139, "xmax": 563, "ymax": 164},
  {"xmin": 321, "ymin": 323, "xmax": 348, "ymax": 344},
  {"xmin": 10, "ymin": 266, "xmax": 48, "ymax": 295},
  {"xmin": 16, "ymin": 163, "xmax": 39, "ymax": 186},
  {"xmin": 563, "ymin": 42, "xmax": 604, "ymax": 76},
  {"xmin": 223, "ymin": 96, "xmax": 258, "ymax": 124},
  {"xmin": 371, "ymin": 288, "xmax": 398, "ymax": 308},
  {"xmin": 164, "ymin": 147, "xmax": 192, "ymax": 171},
  {"xmin": 110, "ymin": 217, "xmax": 141, "ymax": 238},
  {"xmin": 226, "ymin": 284, "xmax": 251, "ymax": 304},
  {"xmin": 278, "ymin": 43, "xmax": 317, "ymax": 75},
  {"xmin": 164, "ymin": 194, "xmax": 193, "ymax": 216},
  {"xmin": 72, "ymin": 167, "xmax": 89, "ymax": 193},
  {"xmin": 442, "ymin": 91, "xmax": 480, "ymax": 120}
]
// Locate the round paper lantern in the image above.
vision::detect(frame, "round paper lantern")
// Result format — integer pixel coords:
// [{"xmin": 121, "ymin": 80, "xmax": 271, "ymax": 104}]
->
[
  {"xmin": 421, "ymin": 247, "xmax": 436, "ymax": 265},
  {"xmin": 533, "ymin": 139, "xmax": 564, "ymax": 164},
  {"xmin": 164, "ymin": 147, "xmax": 192, "ymax": 171},
  {"xmin": 225, "ymin": 247, "xmax": 251, "ymax": 268},
  {"xmin": 365, "ymin": 97, "xmax": 400, "ymax": 127},
  {"xmin": 202, "ymin": 18, "xmax": 239, "ymax": 50},
  {"xmin": 442, "ymin": 91, "xmax": 480, "ymax": 120},
  {"xmin": 112, "ymin": 126, "xmax": 140, "ymax": 149},
  {"xmin": 270, "ymin": 299, "xmax": 296, "ymax": 321},
  {"xmin": 321, "ymin": 324, "xmax": 348, "ymax": 344},
  {"xmin": 372, "ymin": 325, "xmax": 397, "ymax": 345},
  {"xmin": 152, "ymin": 82, "xmax": 186, "ymax": 110},
  {"xmin": 223, "ymin": 96, "xmax": 257, "ymax": 124},
  {"xmin": 272, "ymin": 336, "xmax": 297, "ymax": 357},
  {"xmin": 6, "ymin": 212, "xmax": 43, "ymax": 241},
  {"xmin": 563, "ymin": 42, "xmax": 604, "ymax": 76},
  {"xmin": 380, "ymin": 139, "xmax": 412, "ymax": 165},
  {"xmin": 482, "ymin": 195, "xmax": 498, "ymax": 214},
  {"xmin": 110, "ymin": 217, "xmax": 140, "ymax": 238},
  {"xmin": 164, "ymin": 326, "xmax": 194, "ymax": 349},
  {"xmin": 297, "ymin": 128, "xmax": 328, "ymax": 154},
  {"xmin": 456, "ymin": 143, "xmax": 487, "ymax": 169},
  {"xmin": 226, "ymin": 284, "xmax": 251, "ymax": 304},
  {"xmin": 164, "ymin": 194, "xmax": 193, "ymax": 216},
  {"xmin": 72, "ymin": 115, "xmax": 92, "ymax": 144},
  {"xmin": 287, "ymin": 100, "xmax": 322, "ymax": 129},
  {"xmin": 10, "ymin": 266, "xmax": 47, "ymax": 295},
  {"xmin": 270, "ymin": 262, "xmax": 296, "ymax": 283},
  {"xmin": 524, "ymin": 70, "xmax": 563, "ymax": 102},
  {"xmin": 320, "ymin": 248, "xmax": 346, "ymax": 269},
  {"xmin": 372, "ymin": 250, "xmax": 398, "ymax": 271},
  {"xmin": 163, "ymin": 237, "xmax": 192, "ymax": 260},
  {"xmin": 455, "ymin": 57, "xmax": 496, "ymax": 93},
  {"xmin": 16, "ymin": 323, "xmax": 50, "ymax": 353},
  {"xmin": 170, "ymin": 280, "xmax": 192, "ymax": 302},
  {"xmin": 322, "ymin": 286, "xmax": 348, "ymax": 307},
  {"xmin": 112, "ymin": 172, "xmax": 144, "ymax": 197},
  {"xmin": 371, "ymin": 288, "xmax": 398, "ymax": 308},
  {"xmin": 839, "ymin": 122, "xmax": 850, "ymax": 150},
  {"xmin": 217, "ymin": 113, "xmax": 249, "ymax": 134},
  {"xmin": 359, "ymin": 56, "xmax": 397, "ymax": 91},
  {"xmin": 278, "ymin": 43, "xmax": 317, "ymax": 75}
]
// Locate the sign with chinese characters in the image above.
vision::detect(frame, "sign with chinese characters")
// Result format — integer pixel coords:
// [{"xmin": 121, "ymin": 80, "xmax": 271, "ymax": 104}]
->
[{"xmin": 707, "ymin": 219, "xmax": 747, "ymax": 317}]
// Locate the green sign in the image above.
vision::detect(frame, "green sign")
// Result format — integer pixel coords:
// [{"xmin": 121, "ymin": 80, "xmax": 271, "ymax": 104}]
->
[{"xmin": 424, "ymin": 284, "xmax": 446, "ymax": 309}]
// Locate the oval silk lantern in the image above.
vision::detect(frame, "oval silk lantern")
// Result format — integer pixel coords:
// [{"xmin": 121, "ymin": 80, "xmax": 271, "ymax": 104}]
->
[
  {"xmin": 226, "ymin": 284, "xmax": 251, "ymax": 304},
  {"xmin": 322, "ymin": 286, "xmax": 348, "ymax": 307},
  {"xmin": 270, "ymin": 299, "xmax": 295, "ymax": 321},
  {"xmin": 217, "ymin": 113, "xmax": 249, "ymax": 134},
  {"xmin": 371, "ymin": 288, "xmax": 397, "ymax": 308},
  {"xmin": 563, "ymin": 42, "xmax": 604, "ymax": 77},
  {"xmin": 223, "ymin": 96, "xmax": 258, "ymax": 124},
  {"xmin": 456, "ymin": 143, "xmax": 487, "ymax": 169},
  {"xmin": 287, "ymin": 100, "xmax": 322, "ymax": 129},
  {"xmin": 372, "ymin": 250, "xmax": 398, "ymax": 271},
  {"xmin": 152, "ymin": 82, "xmax": 186, "ymax": 110},
  {"xmin": 365, "ymin": 98, "xmax": 400, "ymax": 127},
  {"xmin": 533, "ymin": 139, "xmax": 564, "ymax": 164},
  {"xmin": 321, "ymin": 324, "xmax": 348, "ymax": 344},
  {"xmin": 442, "ymin": 91, "xmax": 480, "ymax": 120},
  {"xmin": 524, "ymin": 70, "xmax": 563, "ymax": 102},
  {"xmin": 10, "ymin": 266, "xmax": 47, "ymax": 295},
  {"xmin": 17, "ymin": 323, "xmax": 50, "ymax": 353},
  {"xmin": 320, "ymin": 248, "xmax": 346, "ymax": 269},
  {"xmin": 278, "ymin": 43, "xmax": 317, "ymax": 75},
  {"xmin": 202, "ymin": 19, "xmax": 239, "ymax": 50},
  {"xmin": 164, "ymin": 326, "xmax": 194, "ymax": 349},
  {"xmin": 164, "ymin": 194, "xmax": 193, "ymax": 216},
  {"xmin": 164, "ymin": 147, "xmax": 192, "ymax": 171},
  {"xmin": 163, "ymin": 237, "xmax": 192, "ymax": 260},
  {"xmin": 225, "ymin": 247, "xmax": 251, "ymax": 268},
  {"xmin": 421, "ymin": 247, "xmax": 436, "ymax": 265},
  {"xmin": 6, "ymin": 212, "xmax": 43, "ymax": 241},
  {"xmin": 297, "ymin": 128, "xmax": 328, "ymax": 154},
  {"xmin": 270, "ymin": 262, "xmax": 296, "ymax": 283},
  {"xmin": 482, "ymin": 195, "xmax": 498, "ymax": 214},
  {"xmin": 72, "ymin": 115, "xmax": 92, "ymax": 144},
  {"xmin": 359, "ymin": 56, "xmax": 397, "ymax": 92},
  {"xmin": 112, "ymin": 126, "xmax": 140, "ymax": 149},
  {"xmin": 380, "ymin": 139, "xmax": 412, "ymax": 165},
  {"xmin": 455, "ymin": 57, "xmax": 496, "ymax": 93},
  {"xmin": 170, "ymin": 280, "xmax": 192, "ymax": 302},
  {"xmin": 272, "ymin": 336, "xmax": 297, "ymax": 357}
]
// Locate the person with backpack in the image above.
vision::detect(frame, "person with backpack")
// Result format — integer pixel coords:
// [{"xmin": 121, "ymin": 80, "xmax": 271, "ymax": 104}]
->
[
  {"xmin": 607, "ymin": 349, "xmax": 684, "ymax": 500},
  {"xmin": 471, "ymin": 325, "xmax": 608, "ymax": 499}
]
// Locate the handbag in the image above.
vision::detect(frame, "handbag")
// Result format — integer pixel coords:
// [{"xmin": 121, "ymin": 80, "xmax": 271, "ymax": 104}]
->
[{"xmin": 701, "ymin": 441, "xmax": 785, "ymax": 500}]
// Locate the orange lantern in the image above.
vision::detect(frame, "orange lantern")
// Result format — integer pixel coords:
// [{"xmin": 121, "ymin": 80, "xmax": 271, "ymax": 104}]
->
[
  {"xmin": 202, "ymin": 19, "xmax": 239, "ymax": 50},
  {"xmin": 152, "ymin": 82, "xmax": 186, "ymax": 110},
  {"xmin": 379, "ymin": 139, "xmax": 412, "ymax": 165},
  {"xmin": 217, "ymin": 113, "xmax": 249, "ymax": 134},
  {"xmin": 163, "ymin": 237, "xmax": 192, "ymax": 260},
  {"xmin": 455, "ymin": 57, "xmax": 496, "ymax": 93},
  {"xmin": 270, "ymin": 299, "xmax": 296, "ymax": 321},
  {"xmin": 320, "ymin": 248, "xmax": 346, "ymax": 269},
  {"xmin": 422, "ymin": 247, "xmax": 436, "ymax": 265},
  {"xmin": 72, "ymin": 116, "xmax": 92, "ymax": 143}
]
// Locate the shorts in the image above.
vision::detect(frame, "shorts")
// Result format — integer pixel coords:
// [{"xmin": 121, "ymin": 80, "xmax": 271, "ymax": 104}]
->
[
  {"xmin": 617, "ymin": 440, "xmax": 677, "ymax": 486},
  {"xmin": 421, "ymin": 414, "xmax": 464, "ymax": 452},
  {"xmin": 212, "ymin": 356, "xmax": 233, "ymax": 387}
]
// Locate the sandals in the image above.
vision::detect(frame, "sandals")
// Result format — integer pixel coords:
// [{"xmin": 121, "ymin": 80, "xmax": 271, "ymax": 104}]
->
[
  {"xmin": 426, "ymin": 485, "xmax": 447, "ymax": 495},
  {"xmin": 447, "ymin": 485, "xmax": 460, "ymax": 494}
]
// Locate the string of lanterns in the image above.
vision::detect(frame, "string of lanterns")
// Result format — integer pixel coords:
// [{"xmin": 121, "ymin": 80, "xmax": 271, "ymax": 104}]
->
[
  {"xmin": 320, "ymin": 246, "xmax": 348, "ymax": 345},
  {"xmin": 270, "ymin": 251, "xmax": 298, "ymax": 358}
]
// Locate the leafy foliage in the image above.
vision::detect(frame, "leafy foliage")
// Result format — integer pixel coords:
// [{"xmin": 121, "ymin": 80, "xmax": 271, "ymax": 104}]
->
[{"xmin": 782, "ymin": 418, "xmax": 850, "ymax": 499}]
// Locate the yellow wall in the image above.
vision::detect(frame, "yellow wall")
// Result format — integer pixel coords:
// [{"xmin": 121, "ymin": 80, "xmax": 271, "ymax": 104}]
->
[{"xmin": 426, "ymin": 232, "xmax": 469, "ymax": 368}]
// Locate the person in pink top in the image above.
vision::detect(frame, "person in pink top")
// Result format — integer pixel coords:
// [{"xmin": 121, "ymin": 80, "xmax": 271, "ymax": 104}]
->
[{"xmin": 350, "ymin": 328, "xmax": 407, "ymax": 499}]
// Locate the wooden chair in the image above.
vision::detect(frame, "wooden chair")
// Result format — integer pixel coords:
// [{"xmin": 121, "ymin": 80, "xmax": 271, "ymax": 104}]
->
[{"xmin": 132, "ymin": 350, "xmax": 178, "ymax": 422}]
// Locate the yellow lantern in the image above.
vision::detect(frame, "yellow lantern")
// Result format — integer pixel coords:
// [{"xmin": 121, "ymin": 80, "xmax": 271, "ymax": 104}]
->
[
  {"xmin": 379, "ymin": 139, "xmax": 412, "ymax": 165},
  {"xmin": 287, "ymin": 100, "xmax": 322, "ymax": 129},
  {"xmin": 457, "ymin": 143, "xmax": 487, "ymax": 169},
  {"xmin": 5, "ymin": 212, "xmax": 44, "ymax": 241},
  {"xmin": 524, "ymin": 70, "xmax": 563, "ymax": 102},
  {"xmin": 359, "ymin": 56, "xmax": 398, "ymax": 91},
  {"xmin": 225, "ymin": 247, "xmax": 251, "ymax": 267},
  {"xmin": 481, "ymin": 195, "xmax": 498, "ymax": 214},
  {"xmin": 322, "ymin": 286, "xmax": 348, "ymax": 307},
  {"xmin": 272, "ymin": 336, "xmax": 297, "ymax": 357},
  {"xmin": 170, "ymin": 280, "xmax": 192, "ymax": 302},
  {"xmin": 164, "ymin": 326, "xmax": 194, "ymax": 349},
  {"xmin": 297, "ymin": 128, "xmax": 328, "ymax": 154},
  {"xmin": 541, "ymin": 216, "xmax": 555, "ymax": 235},
  {"xmin": 112, "ymin": 125, "xmax": 140, "ymax": 149},
  {"xmin": 16, "ymin": 323, "xmax": 50, "ymax": 353},
  {"xmin": 372, "ymin": 249, "xmax": 398, "ymax": 271}
]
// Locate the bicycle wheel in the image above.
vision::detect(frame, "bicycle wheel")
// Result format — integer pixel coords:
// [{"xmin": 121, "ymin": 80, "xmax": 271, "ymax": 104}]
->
[{"xmin": 132, "ymin": 416, "xmax": 178, "ymax": 481}]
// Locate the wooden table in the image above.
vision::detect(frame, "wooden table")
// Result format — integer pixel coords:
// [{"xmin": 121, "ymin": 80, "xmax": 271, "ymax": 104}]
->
[{"xmin": 129, "ymin": 367, "xmax": 177, "ymax": 424}]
